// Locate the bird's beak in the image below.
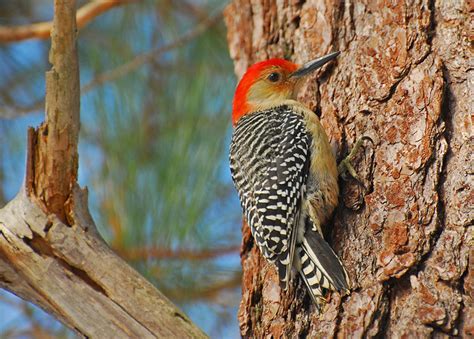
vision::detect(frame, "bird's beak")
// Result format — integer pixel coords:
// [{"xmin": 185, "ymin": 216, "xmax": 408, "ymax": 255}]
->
[{"xmin": 290, "ymin": 51, "xmax": 340, "ymax": 78}]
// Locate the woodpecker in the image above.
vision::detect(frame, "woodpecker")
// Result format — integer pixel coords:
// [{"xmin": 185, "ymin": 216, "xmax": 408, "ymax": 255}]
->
[{"xmin": 229, "ymin": 52, "xmax": 351, "ymax": 310}]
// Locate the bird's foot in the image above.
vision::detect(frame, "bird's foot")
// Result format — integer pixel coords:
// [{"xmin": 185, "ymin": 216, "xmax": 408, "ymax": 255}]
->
[{"xmin": 338, "ymin": 136, "xmax": 373, "ymax": 183}]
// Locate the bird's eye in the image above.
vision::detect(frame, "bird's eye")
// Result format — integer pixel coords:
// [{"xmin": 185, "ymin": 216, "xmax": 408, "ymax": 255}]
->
[{"xmin": 267, "ymin": 72, "xmax": 281, "ymax": 82}]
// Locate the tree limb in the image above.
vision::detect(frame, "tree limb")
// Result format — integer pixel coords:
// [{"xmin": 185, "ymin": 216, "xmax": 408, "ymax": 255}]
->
[
  {"xmin": 0, "ymin": 1, "xmax": 207, "ymax": 337},
  {"xmin": 80, "ymin": 8, "xmax": 223, "ymax": 93},
  {"xmin": 29, "ymin": 0, "xmax": 80, "ymax": 222},
  {"xmin": 0, "ymin": 187, "xmax": 206, "ymax": 338},
  {"xmin": 162, "ymin": 272, "xmax": 242, "ymax": 302},
  {"xmin": 0, "ymin": 8, "xmax": 222, "ymax": 119},
  {"xmin": 0, "ymin": 0, "xmax": 135, "ymax": 43},
  {"xmin": 117, "ymin": 245, "xmax": 240, "ymax": 261}
]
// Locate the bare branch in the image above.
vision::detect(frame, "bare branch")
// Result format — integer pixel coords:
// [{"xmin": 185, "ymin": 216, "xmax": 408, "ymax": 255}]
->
[
  {"xmin": 162, "ymin": 272, "xmax": 242, "ymax": 302},
  {"xmin": 0, "ymin": 8, "xmax": 222, "ymax": 119},
  {"xmin": 116, "ymin": 245, "xmax": 240, "ymax": 261},
  {"xmin": 0, "ymin": 2, "xmax": 208, "ymax": 336},
  {"xmin": 0, "ymin": 102, "xmax": 43, "ymax": 119},
  {"xmin": 0, "ymin": 187, "xmax": 207, "ymax": 338},
  {"xmin": 81, "ymin": 9, "xmax": 223, "ymax": 92},
  {"xmin": 28, "ymin": 0, "xmax": 80, "ymax": 222},
  {"xmin": 0, "ymin": 0, "xmax": 135, "ymax": 43}
]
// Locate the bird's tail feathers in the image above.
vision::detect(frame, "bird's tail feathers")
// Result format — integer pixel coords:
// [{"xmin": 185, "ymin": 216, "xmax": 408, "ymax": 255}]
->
[{"xmin": 298, "ymin": 229, "xmax": 350, "ymax": 307}]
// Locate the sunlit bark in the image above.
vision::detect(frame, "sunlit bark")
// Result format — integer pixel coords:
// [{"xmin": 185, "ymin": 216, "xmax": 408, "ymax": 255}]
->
[{"xmin": 224, "ymin": 0, "xmax": 472, "ymax": 337}]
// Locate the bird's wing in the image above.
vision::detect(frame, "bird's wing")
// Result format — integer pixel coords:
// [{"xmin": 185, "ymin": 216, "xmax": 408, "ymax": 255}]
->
[{"xmin": 230, "ymin": 106, "xmax": 311, "ymax": 288}]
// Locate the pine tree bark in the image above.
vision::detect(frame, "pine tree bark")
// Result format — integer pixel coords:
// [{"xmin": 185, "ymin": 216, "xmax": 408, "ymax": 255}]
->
[
  {"xmin": 224, "ymin": 0, "xmax": 472, "ymax": 337},
  {"xmin": 0, "ymin": 1, "xmax": 205, "ymax": 337}
]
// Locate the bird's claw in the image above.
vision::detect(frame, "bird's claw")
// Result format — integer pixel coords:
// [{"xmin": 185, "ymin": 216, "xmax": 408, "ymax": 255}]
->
[{"xmin": 338, "ymin": 136, "xmax": 373, "ymax": 184}]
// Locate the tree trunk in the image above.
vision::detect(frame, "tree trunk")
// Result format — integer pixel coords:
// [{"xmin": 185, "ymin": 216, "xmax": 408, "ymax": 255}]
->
[
  {"xmin": 0, "ymin": 1, "xmax": 205, "ymax": 337},
  {"xmin": 224, "ymin": 0, "xmax": 472, "ymax": 337}
]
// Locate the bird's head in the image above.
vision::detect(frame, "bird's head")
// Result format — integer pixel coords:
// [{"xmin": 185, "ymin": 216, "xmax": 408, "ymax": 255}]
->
[{"xmin": 232, "ymin": 51, "xmax": 340, "ymax": 126}]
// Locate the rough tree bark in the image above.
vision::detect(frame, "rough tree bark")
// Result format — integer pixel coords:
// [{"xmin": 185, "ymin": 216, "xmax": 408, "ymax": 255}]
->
[
  {"xmin": 224, "ymin": 0, "xmax": 472, "ymax": 337},
  {"xmin": 0, "ymin": 1, "xmax": 205, "ymax": 337}
]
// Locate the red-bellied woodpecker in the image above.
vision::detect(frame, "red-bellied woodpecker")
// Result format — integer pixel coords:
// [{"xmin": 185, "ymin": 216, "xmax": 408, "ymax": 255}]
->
[{"xmin": 229, "ymin": 52, "xmax": 351, "ymax": 310}]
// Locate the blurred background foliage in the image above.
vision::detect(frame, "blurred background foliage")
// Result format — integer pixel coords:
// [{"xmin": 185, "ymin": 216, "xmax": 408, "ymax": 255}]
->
[{"xmin": 0, "ymin": 0, "xmax": 242, "ymax": 337}]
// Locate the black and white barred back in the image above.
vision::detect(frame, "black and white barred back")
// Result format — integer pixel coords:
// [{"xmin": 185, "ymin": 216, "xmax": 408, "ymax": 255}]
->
[{"xmin": 230, "ymin": 105, "xmax": 350, "ymax": 307}]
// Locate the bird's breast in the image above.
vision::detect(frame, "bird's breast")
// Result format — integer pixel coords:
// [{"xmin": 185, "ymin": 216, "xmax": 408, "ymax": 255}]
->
[{"xmin": 289, "ymin": 103, "xmax": 339, "ymax": 224}]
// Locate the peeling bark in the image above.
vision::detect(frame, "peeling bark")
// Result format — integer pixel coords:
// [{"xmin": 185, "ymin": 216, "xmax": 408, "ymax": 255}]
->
[
  {"xmin": 224, "ymin": 0, "xmax": 472, "ymax": 337},
  {"xmin": 30, "ymin": 0, "xmax": 80, "ymax": 223}
]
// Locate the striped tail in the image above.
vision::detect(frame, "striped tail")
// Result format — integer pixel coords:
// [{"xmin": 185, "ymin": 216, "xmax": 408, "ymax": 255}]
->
[{"xmin": 298, "ymin": 229, "xmax": 350, "ymax": 309}]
